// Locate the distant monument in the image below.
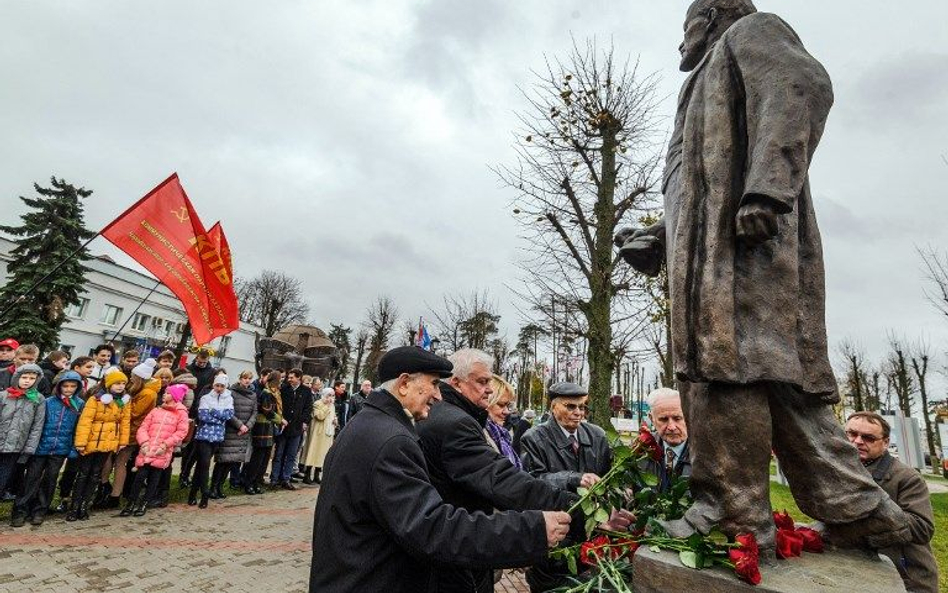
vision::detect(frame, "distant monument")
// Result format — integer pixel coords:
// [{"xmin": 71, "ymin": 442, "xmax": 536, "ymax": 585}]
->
[{"xmin": 615, "ymin": 0, "xmax": 912, "ymax": 552}]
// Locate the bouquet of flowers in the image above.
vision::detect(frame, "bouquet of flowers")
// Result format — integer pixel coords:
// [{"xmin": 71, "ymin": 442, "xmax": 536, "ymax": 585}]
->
[{"xmin": 548, "ymin": 424, "xmax": 768, "ymax": 591}]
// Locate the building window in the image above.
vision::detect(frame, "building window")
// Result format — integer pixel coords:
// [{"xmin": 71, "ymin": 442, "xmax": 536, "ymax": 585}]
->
[
  {"xmin": 64, "ymin": 298, "xmax": 89, "ymax": 319},
  {"xmin": 130, "ymin": 313, "xmax": 151, "ymax": 332},
  {"xmin": 100, "ymin": 304, "xmax": 123, "ymax": 326}
]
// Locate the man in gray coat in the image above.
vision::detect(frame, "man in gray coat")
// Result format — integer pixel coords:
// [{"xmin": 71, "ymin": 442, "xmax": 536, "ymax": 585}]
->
[
  {"xmin": 845, "ymin": 413, "xmax": 938, "ymax": 593},
  {"xmin": 616, "ymin": 0, "xmax": 909, "ymax": 550}
]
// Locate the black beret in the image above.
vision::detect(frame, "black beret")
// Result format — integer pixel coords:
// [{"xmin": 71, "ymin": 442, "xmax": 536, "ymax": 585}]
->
[
  {"xmin": 548, "ymin": 382, "xmax": 588, "ymax": 401},
  {"xmin": 377, "ymin": 346, "xmax": 453, "ymax": 383}
]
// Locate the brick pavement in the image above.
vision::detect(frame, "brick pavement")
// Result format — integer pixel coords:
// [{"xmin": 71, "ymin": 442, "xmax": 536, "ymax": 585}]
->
[{"xmin": 0, "ymin": 485, "xmax": 530, "ymax": 593}]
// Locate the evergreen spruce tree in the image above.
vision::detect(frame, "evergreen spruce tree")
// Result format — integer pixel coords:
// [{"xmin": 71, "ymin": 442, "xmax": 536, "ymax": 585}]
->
[{"xmin": 0, "ymin": 177, "xmax": 95, "ymax": 352}]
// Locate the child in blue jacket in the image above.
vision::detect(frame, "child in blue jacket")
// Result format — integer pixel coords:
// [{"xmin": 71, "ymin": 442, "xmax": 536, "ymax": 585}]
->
[
  {"xmin": 189, "ymin": 374, "xmax": 234, "ymax": 509},
  {"xmin": 11, "ymin": 371, "xmax": 84, "ymax": 526}
]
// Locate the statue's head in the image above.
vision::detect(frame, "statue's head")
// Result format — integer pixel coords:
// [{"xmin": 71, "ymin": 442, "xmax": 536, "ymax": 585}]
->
[{"xmin": 679, "ymin": 0, "xmax": 757, "ymax": 71}]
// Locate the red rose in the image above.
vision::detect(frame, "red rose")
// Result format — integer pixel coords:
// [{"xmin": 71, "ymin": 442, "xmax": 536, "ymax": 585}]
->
[
  {"xmin": 796, "ymin": 527, "xmax": 824, "ymax": 553},
  {"xmin": 636, "ymin": 424, "xmax": 663, "ymax": 462},
  {"xmin": 614, "ymin": 538, "xmax": 640, "ymax": 559},
  {"xmin": 733, "ymin": 553, "xmax": 762, "ymax": 585},
  {"xmin": 734, "ymin": 532, "xmax": 760, "ymax": 559},
  {"xmin": 772, "ymin": 510, "xmax": 795, "ymax": 531},
  {"xmin": 775, "ymin": 528, "xmax": 804, "ymax": 559},
  {"xmin": 579, "ymin": 535, "xmax": 611, "ymax": 566},
  {"xmin": 729, "ymin": 533, "xmax": 762, "ymax": 585}
]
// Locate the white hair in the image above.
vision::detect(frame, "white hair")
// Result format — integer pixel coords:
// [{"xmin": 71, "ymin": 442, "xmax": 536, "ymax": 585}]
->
[
  {"xmin": 380, "ymin": 373, "xmax": 424, "ymax": 393},
  {"xmin": 647, "ymin": 387, "xmax": 680, "ymax": 408},
  {"xmin": 448, "ymin": 348, "xmax": 494, "ymax": 379}
]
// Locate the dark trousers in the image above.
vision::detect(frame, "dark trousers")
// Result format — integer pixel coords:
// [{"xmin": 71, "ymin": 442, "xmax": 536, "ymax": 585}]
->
[
  {"xmin": 211, "ymin": 461, "xmax": 237, "ymax": 488},
  {"xmin": 72, "ymin": 452, "xmax": 110, "ymax": 508},
  {"xmin": 242, "ymin": 446, "xmax": 272, "ymax": 486},
  {"xmin": 14, "ymin": 455, "xmax": 66, "ymax": 517},
  {"xmin": 270, "ymin": 433, "xmax": 302, "ymax": 484},
  {"xmin": 58, "ymin": 456, "xmax": 79, "ymax": 499},
  {"xmin": 154, "ymin": 464, "xmax": 173, "ymax": 503},
  {"xmin": 228, "ymin": 464, "xmax": 242, "ymax": 487},
  {"xmin": 683, "ymin": 381, "xmax": 887, "ymax": 548},
  {"xmin": 128, "ymin": 465, "xmax": 162, "ymax": 504},
  {"xmin": 0, "ymin": 453, "xmax": 21, "ymax": 498},
  {"xmin": 180, "ymin": 441, "xmax": 198, "ymax": 481},
  {"xmin": 191, "ymin": 440, "xmax": 220, "ymax": 496}
]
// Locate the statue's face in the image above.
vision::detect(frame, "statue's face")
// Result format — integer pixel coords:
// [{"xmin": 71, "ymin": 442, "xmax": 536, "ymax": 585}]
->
[{"xmin": 679, "ymin": 12, "xmax": 712, "ymax": 72}]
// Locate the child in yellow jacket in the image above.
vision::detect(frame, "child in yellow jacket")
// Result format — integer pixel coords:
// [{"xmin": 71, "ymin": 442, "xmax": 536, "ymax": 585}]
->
[{"xmin": 66, "ymin": 368, "xmax": 131, "ymax": 521}]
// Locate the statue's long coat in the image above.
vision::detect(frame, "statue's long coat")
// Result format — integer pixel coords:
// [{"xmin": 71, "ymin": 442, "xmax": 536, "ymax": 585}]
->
[{"xmin": 663, "ymin": 12, "xmax": 837, "ymax": 397}]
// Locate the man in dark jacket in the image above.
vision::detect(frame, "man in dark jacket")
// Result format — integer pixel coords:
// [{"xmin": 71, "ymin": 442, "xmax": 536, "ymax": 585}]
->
[
  {"xmin": 271, "ymin": 368, "xmax": 312, "ymax": 490},
  {"xmin": 333, "ymin": 380, "xmax": 360, "ymax": 431},
  {"xmin": 640, "ymin": 388, "xmax": 691, "ymax": 494},
  {"xmin": 310, "ymin": 346, "xmax": 571, "ymax": 593},
  {"xmin": 417, "ymin": 349, "xmax": 579, "ymax": 593},
  {"xmin": 844, "ymin": 412, "xmax": 938, "ymax": 593},
  {"xmin": 520, "ymin": 382, "xmax": 613, "ymax": 592},
  {"xmin": 187, "ymin": 351, "xmax": 217, "ymax": 395}
]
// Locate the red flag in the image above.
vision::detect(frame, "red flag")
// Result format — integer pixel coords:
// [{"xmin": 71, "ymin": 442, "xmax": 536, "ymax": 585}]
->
[
  {"xmin": 205, "ymin": 222, "xmax": 239, "ymax": 340},
  {"xmin": 101, "ymin": 173, "xmax": 239, "ymax": 345}
]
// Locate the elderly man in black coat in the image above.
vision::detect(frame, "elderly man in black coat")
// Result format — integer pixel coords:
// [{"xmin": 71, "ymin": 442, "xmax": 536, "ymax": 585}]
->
[
  {"xmin": 309, "ymin": 347, "xmax": 572, "ymax": 593},
  {"xmin": 417, "ymin": 348, "xmax": 579, "ymax": 593},
  {"xmin": 520, "ymin": 382, "xmax": 613, "ymax": 592}
]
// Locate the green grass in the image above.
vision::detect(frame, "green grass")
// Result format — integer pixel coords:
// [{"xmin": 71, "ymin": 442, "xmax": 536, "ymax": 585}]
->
[{"xmin": 771, "ymin": 482, "xmax": 948, "ymax": 592}]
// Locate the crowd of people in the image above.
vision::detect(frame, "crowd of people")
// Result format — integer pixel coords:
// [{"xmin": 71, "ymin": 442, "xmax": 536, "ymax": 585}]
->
[
  {"xmin": 0, "ymin": 336, "xmax": 938, "ymax": 592},
  {"xmin": 0, "ymin": 337, "xmax": 370, "ymax": 524},
  {"xmin": 310, "ymin": 346, "xmax": 938, "ymax": 593}
]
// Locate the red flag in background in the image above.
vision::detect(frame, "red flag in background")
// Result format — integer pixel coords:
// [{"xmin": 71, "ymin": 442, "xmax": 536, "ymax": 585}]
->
[
  {"xmin": 205, "ymin": 222, "xmax": 239, "ymax": 340},
  {"xmin": 101, "ymin": 174, "xmax": 239, "ymax": 345}
]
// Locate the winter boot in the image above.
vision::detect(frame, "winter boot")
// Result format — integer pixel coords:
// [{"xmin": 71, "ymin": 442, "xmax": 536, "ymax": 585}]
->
[
  {"xmin": 10, "ymin": 512, "xmax": 27, "ymax": 528},
  {"xmin": 30, "ymin": 513, "xmax": 45, "ymax": 526},
  {"xmin": 132, "ymin": 499, "xmax": 148, "ymax": 517},
  {"xmin": 91, "ymin": 482, "xmax": 111, "ymax": 508},
  {"xmin": 77, "ymin": 502, "xmax": 91, "ymax": 521},
  {"xmin": 119, "ymin": 500, "xmax": 136, "ymax": 517},
  {"xmin": 302, "ymin": 467, "xmax": 315, "ymax": 485},
  {"xmin": 215, "ymin": 482, "xmax": 227, "ymax": 499},
  {"xmin": 198, "ymin": 492, "xmax": 209, "ymax": 509},
  {"xmin": 187, "ymin": 485, "xmax": 199, "ymax": 506},
  {"xmin": 314, "ymin": 467, "xmax": 321, "ymax": 484}
]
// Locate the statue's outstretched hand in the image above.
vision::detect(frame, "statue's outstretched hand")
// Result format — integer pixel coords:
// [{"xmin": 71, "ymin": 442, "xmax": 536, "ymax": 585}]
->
[
  {"xmin": 736, "ymin": 201, "xmax": 779, "ymax": 246},
  {"xmin": 615, "ymin": 226, "xmax": 664, "ymax": 277}
]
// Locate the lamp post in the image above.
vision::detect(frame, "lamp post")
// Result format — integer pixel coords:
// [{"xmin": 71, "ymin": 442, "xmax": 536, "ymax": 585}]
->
[{"xmin": 430, "ymin": 337, "xmax": 441, "ymax": 355}]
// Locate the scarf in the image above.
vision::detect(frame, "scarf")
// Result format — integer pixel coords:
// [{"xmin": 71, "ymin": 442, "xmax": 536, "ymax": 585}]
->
[
  {"xmin": 7, "ymin": 386, "xmax": 41, "ymax": 404},
  {"xmin": 61, "ymin": 394, "xmax": 82, "ymax": 412},
  {"xmin": 486, "ymin": 418, "xmax": 522, "ymax": 470}
]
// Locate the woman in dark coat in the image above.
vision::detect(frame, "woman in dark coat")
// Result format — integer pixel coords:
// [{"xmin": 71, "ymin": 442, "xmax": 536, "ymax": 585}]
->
[{"xmin": 209, "ymin": 371, "xmax": 256, "ymax": 499}]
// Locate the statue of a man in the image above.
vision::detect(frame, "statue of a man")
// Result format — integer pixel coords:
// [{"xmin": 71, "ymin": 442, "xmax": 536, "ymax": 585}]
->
[{"xmin": 616, "ymin": 0, "xmax": 911, "ymax": 551}]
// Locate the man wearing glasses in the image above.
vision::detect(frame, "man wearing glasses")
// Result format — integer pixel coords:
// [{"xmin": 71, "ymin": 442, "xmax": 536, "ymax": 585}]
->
[
  {"xmin": 844, "ymin": 412, "xmax": 938, "ymax": 593},
  {"xmin": 520, "ymin": 382, "xmax": 611, "ymax": 494}
]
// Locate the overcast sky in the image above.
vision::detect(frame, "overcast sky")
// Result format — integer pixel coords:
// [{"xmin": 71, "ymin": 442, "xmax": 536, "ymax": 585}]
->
[{"xmin": 2, "ymin": 0, "xmax": 946, "ymax": 387}]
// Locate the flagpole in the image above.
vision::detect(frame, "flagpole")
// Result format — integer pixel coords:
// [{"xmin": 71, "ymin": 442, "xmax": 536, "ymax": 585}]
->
[
  {"xmin": 0, "ymin": 232, "xmax": 101, "ymax": 324},
  {"xmin": 105, "ymin": 279, "xmax": 163, "ymax": 344}
]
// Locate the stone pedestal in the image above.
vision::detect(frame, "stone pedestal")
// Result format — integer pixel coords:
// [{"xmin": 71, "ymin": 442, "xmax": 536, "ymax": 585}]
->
[{"xmin": 632, "ymin": 547, "xmax": 905, "ymax": 593}]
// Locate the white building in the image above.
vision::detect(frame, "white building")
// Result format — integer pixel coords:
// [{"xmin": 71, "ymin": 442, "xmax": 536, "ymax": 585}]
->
[{"xmin": 0, "ymin": 235, "xmax": 261, "ymax": 372}]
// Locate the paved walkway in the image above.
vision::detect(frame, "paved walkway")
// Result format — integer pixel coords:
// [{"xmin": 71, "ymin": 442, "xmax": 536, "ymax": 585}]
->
[{"xmin": 0, "ymin": 485, "xmax": 529, "ymax": 593}]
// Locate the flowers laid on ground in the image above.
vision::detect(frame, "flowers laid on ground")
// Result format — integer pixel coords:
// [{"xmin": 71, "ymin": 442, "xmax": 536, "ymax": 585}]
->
[
  {"xmin": 549, "ymin": 426, "xmax": 828, "ymax": 591},
  {"xmin": 773, "ymin": 510, "xmax": 824, "ymax": 557}
]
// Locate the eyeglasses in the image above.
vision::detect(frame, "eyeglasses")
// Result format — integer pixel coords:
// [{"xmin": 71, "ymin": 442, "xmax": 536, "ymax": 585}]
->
[
  {"xmin": 845, "ymin": 429, "xmax": 884, "ymax": 444},
  {"xmin": 559, "ymin": 402, "xmax": 588, "ymax": 413}
]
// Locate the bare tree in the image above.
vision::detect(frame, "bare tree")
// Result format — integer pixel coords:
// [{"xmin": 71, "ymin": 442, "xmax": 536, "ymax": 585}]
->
[
  {"xmin": 909, "ymin": 340, "xmax": 939, "ymax": 462},
  {"xmin": 234, "ymin": 271, "xmax": 310, "ymax": 336},
  {"xmin": 837, "ymin": 339, "xmax": 869, "ymax": 412},
  {"xmin": 362, "ymin": 297, "xmax": 399, "ymax": 384},
  {"xmin": 885, "ymin": 334, "xmax": 915, "ymax": 417},
  {"xmin": 495, "ymin": 40, "xmax": 663, "ymax": 426},
  {"xmin": 918, "ymin": 246, "xmax": 948, "ymax": 321},
  {"xmin": 351, "ymin": 329, "xmax": 369, "ymax": 385},
  {"xmin": 427, "ymin": 290, "xmax": 500, "ymax": 353}
]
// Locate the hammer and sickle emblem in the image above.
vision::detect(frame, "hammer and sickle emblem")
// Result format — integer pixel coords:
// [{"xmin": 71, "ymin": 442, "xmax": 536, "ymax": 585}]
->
[{"xmin": 172, "ymin": 206, "xmax": 189, "ymax": 223}]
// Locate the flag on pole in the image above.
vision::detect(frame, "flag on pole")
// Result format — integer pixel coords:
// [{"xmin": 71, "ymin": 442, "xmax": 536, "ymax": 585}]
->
[
  {"xmin": 415, "ymin": 317, "xmax": 432, "ymax": 350},
  {"xmin": 205, "ymin": 221, "xmax": 239, "ymax": 341},
  {"xmin": 101, "ymin": 173, "xmax": 239, "ymax": 345}
]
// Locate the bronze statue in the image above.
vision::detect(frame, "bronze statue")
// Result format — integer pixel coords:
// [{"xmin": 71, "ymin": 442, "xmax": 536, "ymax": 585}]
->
[{"xmin": 616, "ymin": 0, "xmax": 911, "ymax": 552}]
